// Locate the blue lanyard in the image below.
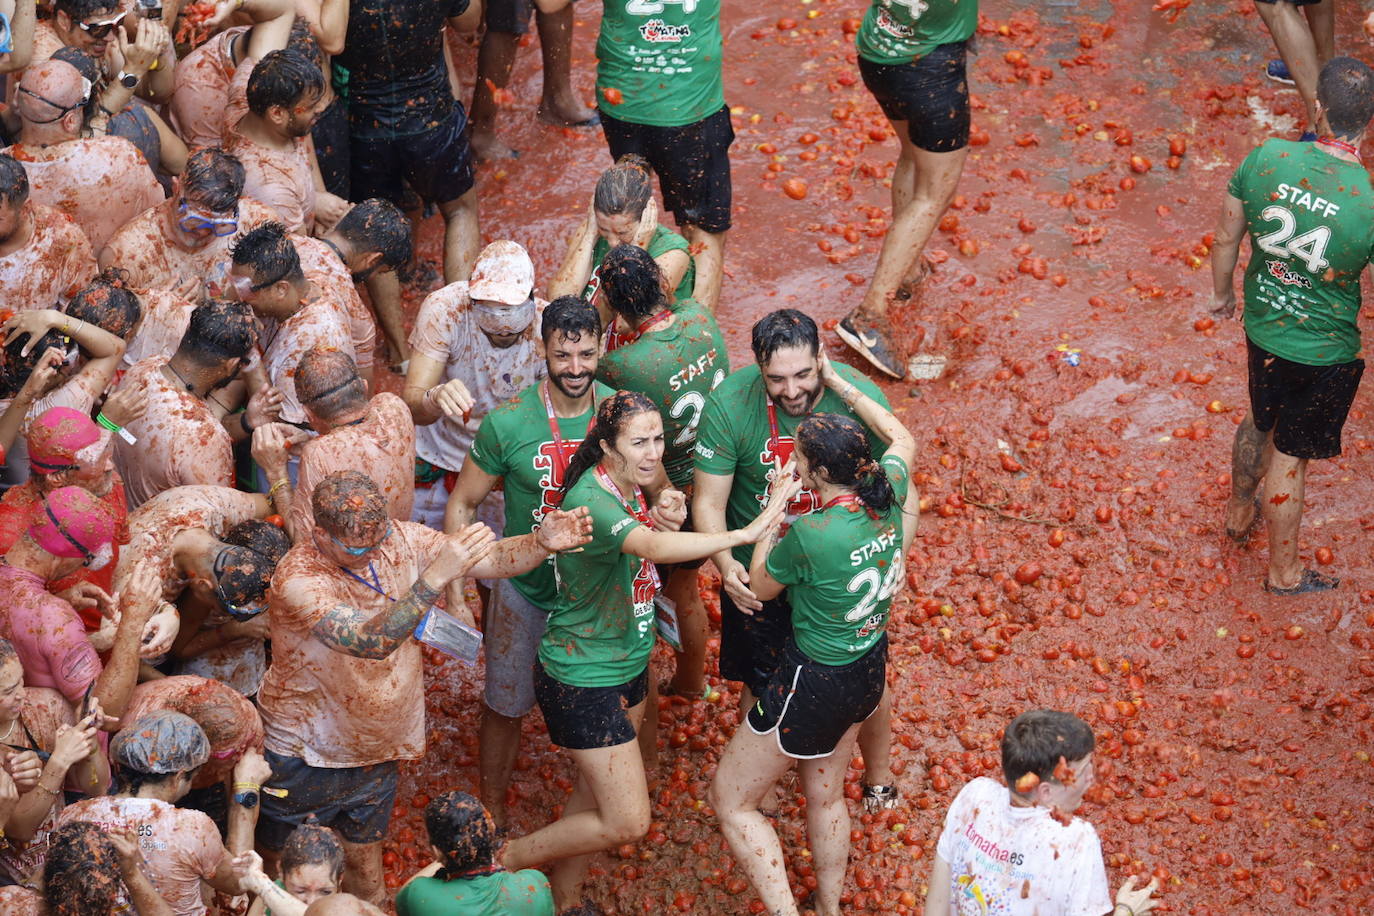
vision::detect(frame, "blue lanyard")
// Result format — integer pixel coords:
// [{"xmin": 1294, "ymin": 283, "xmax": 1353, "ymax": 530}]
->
[{"xmin": 339, "ymin": 562, "xmax": 393, "ymax": 602}]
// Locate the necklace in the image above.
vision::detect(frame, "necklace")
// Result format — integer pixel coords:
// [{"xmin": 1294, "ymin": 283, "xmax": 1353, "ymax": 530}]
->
[
  {"xmin": 0, "ymin": 718, "xmax": 16, "ymax": 743},
  {"xmin": 163, "ymin": 361, "xmax": 196, "ymax": 392}
]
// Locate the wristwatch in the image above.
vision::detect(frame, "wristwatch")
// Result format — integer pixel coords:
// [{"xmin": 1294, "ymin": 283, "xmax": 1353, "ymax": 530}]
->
[
  {"xmin": 232, "ymin": 788, "xmax": 259, "ymax": 809},
  {"xmin": 116, "ymin": 70, "xmax": 139, "ymax": 89}
]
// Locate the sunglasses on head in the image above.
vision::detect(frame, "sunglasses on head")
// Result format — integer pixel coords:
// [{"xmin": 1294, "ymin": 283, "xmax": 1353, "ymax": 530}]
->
[
  {"xmin": 17, "ymin": 76, "xmax": 92, "ymax": 123},
  {"xmin": 177, "ymin": 200, "xmax": 239, "ymax": 237},
  {"xmin": 331, "ymin": 521, "xmax": 391, "ymax": 556},
  {"xmin": 212, "ymin": 549, "xmax": 267, "ymax": 620},
  {"xmin": 76, "ymin": 10, "xmax": 126, "ymax": 38}
]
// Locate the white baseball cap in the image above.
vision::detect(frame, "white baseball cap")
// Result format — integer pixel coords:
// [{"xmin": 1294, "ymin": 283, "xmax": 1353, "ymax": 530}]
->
[{"xmin": 469, "ymin": 240, "xmax": 535, "ymax": 305}]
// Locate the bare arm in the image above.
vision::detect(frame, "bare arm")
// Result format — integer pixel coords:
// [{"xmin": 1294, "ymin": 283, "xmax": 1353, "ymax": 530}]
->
[
  {"xmin": 623, "ymin": 492, "xmax": 786, "ymax": 565},
  {"xmin": 693, "ymin": 467, "xmax": 762, "ymax": 610},
  {"xmin": 466, "ymin": 508, "xmax": 592, "ymax": 580},
  {"xmin": 1210, "ymin": 193, "xmax": 1247, "ymax": 318},
  {"xmin": 3, "ymin": 309, "xmax": 126, "ymax": 400},
  {"xmin": 0, "ymin": 0, "xmax": 36, "ymax": 73},
  {"xmin": 301, "ymin": 0, "xmax": 349, "ymax": 55},
  {"xmin": 656, "ymin": 249, "xmax": 691, "ymax": 302},
  {"xmin": 0, "ymin": 347, "xmax": 61, "ymax": 453},
  {"xmin": 441, "ymin": 460, "xmax": 500, "ymax": 627},
  {"xmin": 819, "ymin": 353, "xmax": 916, "ymax": 467},
  {"xmin": 111, "ymin": 830, "xmax": 177, "ymax": 916},
  {"xmin": 924, "ymin": 855, "xmax": 952, "ymax": 916},
  {"xmin": 93, "ymin": 560, "xmax": 162, "ymax": 720},
  {"xmin": 546, "ymin": 206, "xmax": 599, "ymax": 301},
  {"xmin": 402, "ymin": 354, "xmax": 455, "ymax": 425},
  {"xmin": 306, "ymin": 525, "xmax": 495, "ymax": 659}
]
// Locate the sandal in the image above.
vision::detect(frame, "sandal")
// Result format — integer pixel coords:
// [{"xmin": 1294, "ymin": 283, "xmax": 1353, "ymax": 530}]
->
[
  {"xmin": 1264, "ymin": 568, "xmax": 1338, "ymax": 596},
  {"xmin": 1225, "ymin": 496, "xmax": 1261, "ymax": 543},
  {"xmin": 862, "ymin": 784, "xmax": 900, "ymax": 812}
]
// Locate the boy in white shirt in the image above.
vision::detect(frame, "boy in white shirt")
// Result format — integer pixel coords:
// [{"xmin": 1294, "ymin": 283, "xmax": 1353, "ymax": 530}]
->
[{"xmin": 925, "ymin": 709, "xmax": 1161, "ymax": 916}]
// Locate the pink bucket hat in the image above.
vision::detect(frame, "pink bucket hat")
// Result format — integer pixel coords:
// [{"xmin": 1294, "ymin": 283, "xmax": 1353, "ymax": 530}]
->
[
  {"xmin": 27, "ymin": 407, "xmax": 100, "ymax": 475},
  {"xmin": 28, "ymin": 485, "xmax": 115, "ymax": 560}
]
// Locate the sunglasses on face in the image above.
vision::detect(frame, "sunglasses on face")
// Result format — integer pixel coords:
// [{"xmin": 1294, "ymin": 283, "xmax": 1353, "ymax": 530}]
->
[
  {"xmin": 77, "ymin": 10, "xmax": 126, "ymax": 39},
  {"xmin": 331, "ymin": 521, "xmax": 391, "ymax": 556},
  {"xmin": 177, "ymin": 200, "xmax": 239, "ymax": 237}
]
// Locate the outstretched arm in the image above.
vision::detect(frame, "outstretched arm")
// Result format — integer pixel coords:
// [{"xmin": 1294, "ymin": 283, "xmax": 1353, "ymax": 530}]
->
[{"xmin": 1210, "ymin": 193, "xmax": 1247, "ymax": 319}]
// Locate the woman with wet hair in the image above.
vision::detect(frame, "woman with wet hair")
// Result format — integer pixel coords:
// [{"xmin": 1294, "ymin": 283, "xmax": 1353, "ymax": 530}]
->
[
  {"xmin": 241, "ymin": 820, "xmax": 345, "ymax": 916},
  {"xmin": 546, "ymin": 154, "xmax": 696, "ymax": 314},
  {"xmin": 502, "ymin": 390, "xmax": 790, "ymax": 912},
  {"xmin": 0, "ymin": 820, "xmax": 175, "ymax": 915},
  {"xmin": 709, "ymin": 353, "xmax": 919, "ymax": 916},
  {"xmin": 394, "ymin": 791, "xmax": 553, "ymax": 914}
]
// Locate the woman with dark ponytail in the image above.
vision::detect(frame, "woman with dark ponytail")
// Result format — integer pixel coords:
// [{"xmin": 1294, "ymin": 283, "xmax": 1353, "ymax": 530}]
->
[
  {"xmin": 546, "ymin": 154, "xmax": 696, "ymax": 316},
  {"xmin": 710, "ymin": 352, "xmax": 918, "ymax": 916},
  {"xmin": 502, "ymin": 389, "xmax": 791, "ymax": 913}
]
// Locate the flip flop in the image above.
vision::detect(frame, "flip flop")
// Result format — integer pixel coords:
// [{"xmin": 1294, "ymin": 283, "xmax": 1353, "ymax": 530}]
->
[
  {"xmin": 1264, "ymin": 568, "xmax": 1339, "ymax": 596},
  {"xmin": 1226, "ymin": 496, "xmax": 1261, "ymax": 543}
]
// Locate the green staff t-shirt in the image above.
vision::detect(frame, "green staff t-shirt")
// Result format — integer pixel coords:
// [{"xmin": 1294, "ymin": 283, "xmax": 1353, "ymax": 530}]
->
[
  {"xmin": 767, "ymin": 455, "xmax": 910, "ymax": 665},
  {"xmin": 396, "ymin": 869, "xmax": 555, "ymax": 916},
  {"xmin": 596, "ymin": 299, "xmax": 727, "ymax": 488},
  {"xmin": 596, "ymin": 0, "xmax": 725, "ymax": 127},
  {"xmin": 1228, "ymin": 138, "xmax": 1373, "ymax": 365},
  {"xmin": 467, "ymin": 381, "xmax": 615, "ymax": 607},
  {"xmin": 856, "ymin": 0, "xmax": 979, "ymax": 66},
  {"xmin": 694, "ymin": 361, "xmax": 888, "ymax": 567},
  {"xmin": 541, "ymin": 471, "xmax": 656, "ymax": 687},
  {"xmin": 586, "ymin": 225, "xmax": 696, "ymax": 305}
]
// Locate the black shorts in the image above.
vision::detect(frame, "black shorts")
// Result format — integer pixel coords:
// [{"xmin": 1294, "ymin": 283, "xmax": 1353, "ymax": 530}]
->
[
  {"xmin": 748, "ymin": 637, "xmax": 887, "ymax": 759},
  {"xmin": 311, "ymin": 93, "xmax": 351, "ymax": 199},
  {"xmin": 718, "ymin": 588, "xmax": 792, "ymax": 697},
  {"xmin": 486, "ymin": 0, "xmax": 569, "ymax": 34},
  {"xmin": 349, "ymin": 104, "xmax": 475, "ymax": 207},
  {"xmin": 534, "ymin": 661, "xmax": 649, "ymax": 750},
  {"xmin": 601, "ymin": 105, "xmax": 734, "ymax": 234},
  {"xmin": 256, "ymin": 749, "xmax": 399, "ymax": 848},
  {"xmin": 1246, "ymin": 338, "xmax": 1363, "ymax": 460},
  {"xmin": 859, "ymin": 40, "xmax": 971, "ymax": 153}
]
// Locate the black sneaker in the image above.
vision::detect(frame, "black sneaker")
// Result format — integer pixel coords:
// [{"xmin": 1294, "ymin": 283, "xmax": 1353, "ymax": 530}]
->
[
  {"xmin": 1266, "ymin": 59, "xmax": 1295, "ymax": 85},
  {"xmin": 836, "ymin": 315, "xmax": 905, "ymax": 379}
]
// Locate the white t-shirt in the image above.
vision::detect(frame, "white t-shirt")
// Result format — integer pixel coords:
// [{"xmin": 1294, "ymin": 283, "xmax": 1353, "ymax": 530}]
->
[
  {"xmin": 408, "ymin": 282, "xmax": 545, "ymax": 472},
  {"xmin": 935, "ymin": 777, "xmax": 1112, "ymax": 916}
]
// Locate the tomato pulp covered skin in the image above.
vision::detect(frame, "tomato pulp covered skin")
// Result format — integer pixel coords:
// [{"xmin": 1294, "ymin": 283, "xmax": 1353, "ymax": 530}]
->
[{"xmin": 365, "ymin": 0, "xmax": 1374, "ymax": 912}]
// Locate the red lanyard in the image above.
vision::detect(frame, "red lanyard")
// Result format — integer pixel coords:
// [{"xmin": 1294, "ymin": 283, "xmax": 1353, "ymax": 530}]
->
[
  {"xmin": 822, "ymin": 493, "xmax": 863, "ymax": 512},
  {"xmin": 594, "ymin": 463, "xmax": 660, "ymax": 590},
  {"xmin": 542, "ymin": 381, "xmax": 596, "ymax": 478},
  {"xmin": 604, "ymin": 309, "xmax": 671, "ymax": 354},
  {"xmin": 766, "ymin": 398, "xmax": 781, "ymax": 453},
  {"xmin": 1317, "ymin": 137, "xmax": 1361, "ymax": 162}
]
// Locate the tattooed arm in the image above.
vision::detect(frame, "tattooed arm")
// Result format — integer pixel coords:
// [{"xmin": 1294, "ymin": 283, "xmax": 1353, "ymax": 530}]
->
[{"xmin": 302, "ymin": 524, "xmax": 497, "ymax": 659}]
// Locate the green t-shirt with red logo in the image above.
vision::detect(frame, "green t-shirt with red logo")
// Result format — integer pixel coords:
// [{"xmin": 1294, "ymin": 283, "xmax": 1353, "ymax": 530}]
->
[
  {"xmin": 1227, "ymin": 138, "xmax": 1373, "ymax": 366},
  {"xmin": 856, "ymin": 0, "xmax": 979, "ymax": 66},
  {"xmin": 766, "ymin": 454, "xmax": 910, "ymax": 666},
  {"xmin": 467, "ymin": 380, "xmax": 615, "ymax": 608},
  {"xmin": 596, "ymin": 299, "xmax": 727, "ymax": 489},
  {"xmin": 596, "ymin": 0, "xmax": 725, "ymax": 127},
  {"xmin": 693, "ymin": 360, "xmax": 889, "ymax": 567},
  {"xmin": 586, "ymin": 225, "xmax": 696, "ymax": 306},
  {"xmin": 541, "ymin": 470, "xmax": 657, "ymax": 687}
]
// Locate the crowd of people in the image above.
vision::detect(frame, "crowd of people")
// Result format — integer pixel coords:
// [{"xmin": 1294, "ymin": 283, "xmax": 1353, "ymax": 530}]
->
[{"xmin": 0, "ymin": 0, "xmax": 1364, "ymax": 913}]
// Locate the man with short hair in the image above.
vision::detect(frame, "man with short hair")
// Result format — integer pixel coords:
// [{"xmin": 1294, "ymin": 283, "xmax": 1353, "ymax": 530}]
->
[
  {"xmin": 56, "ymin": 712, "xmax": 272, "ymax": 915},
  {"xmin": 534, "ymin": 0, "xmax": 731, "ymax": 311},
  {"xmin": 30, "ymin": 0, "xmax": 175, "ymax": 110},
  {"xmin": 169, "ymin": 0, "xmax": 294, "ymax": 149},
  {"xmin": 256, "ymin": 470, "xmax": 590, "ymax": 905},
  {"xmin": 115, "ymin": 484, "xmax": 275, "ymax": 696},
  {"xmin": 298, "ymin": 198, "xmax": 414, "ymax": 381},
  {"xmin": 1213, "ymin": 56, "xmax": 1373, "ymax": 595},
  {"xmin": 282, "ymin": 346, "xmax": 414, "ymax": 542},
  {"xmin": 99, "ymin": 147, "xmax": 277, "ymax": 300},
  {"xmin": 404, "ymin": 240, "xmax": 545, "ymax": 531},
  {"xmin": 924, "ymin": 709, "xmax": 1160, "ymax": 916},
  {"xmin": 227, "ymin": 221, "xmax": 356, "ymax": 426},
  {"xmin": 4, "ymin": 58, "xmax": 163, "ymax": 251},
  {"xmin": 0, "ymin": 485, "xmax": 161, "ymax": 719},
  {"xmin": 694, "ymin": 308, "xmax": 899, "ymax": 809},
  {"xmin": 224, "ymin": 47, "xmax": 343, "ymax": 235},
  {"xmin": 444, "ymin": 296, "xmax": 611, "ymax": 826},
  {"xmin": 113, "ymin": 299, "xmax": 282, "ymax": 508},
  {"xmin": 0, "ymin": 151, "xmax": 96, "ymax": 311}
]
